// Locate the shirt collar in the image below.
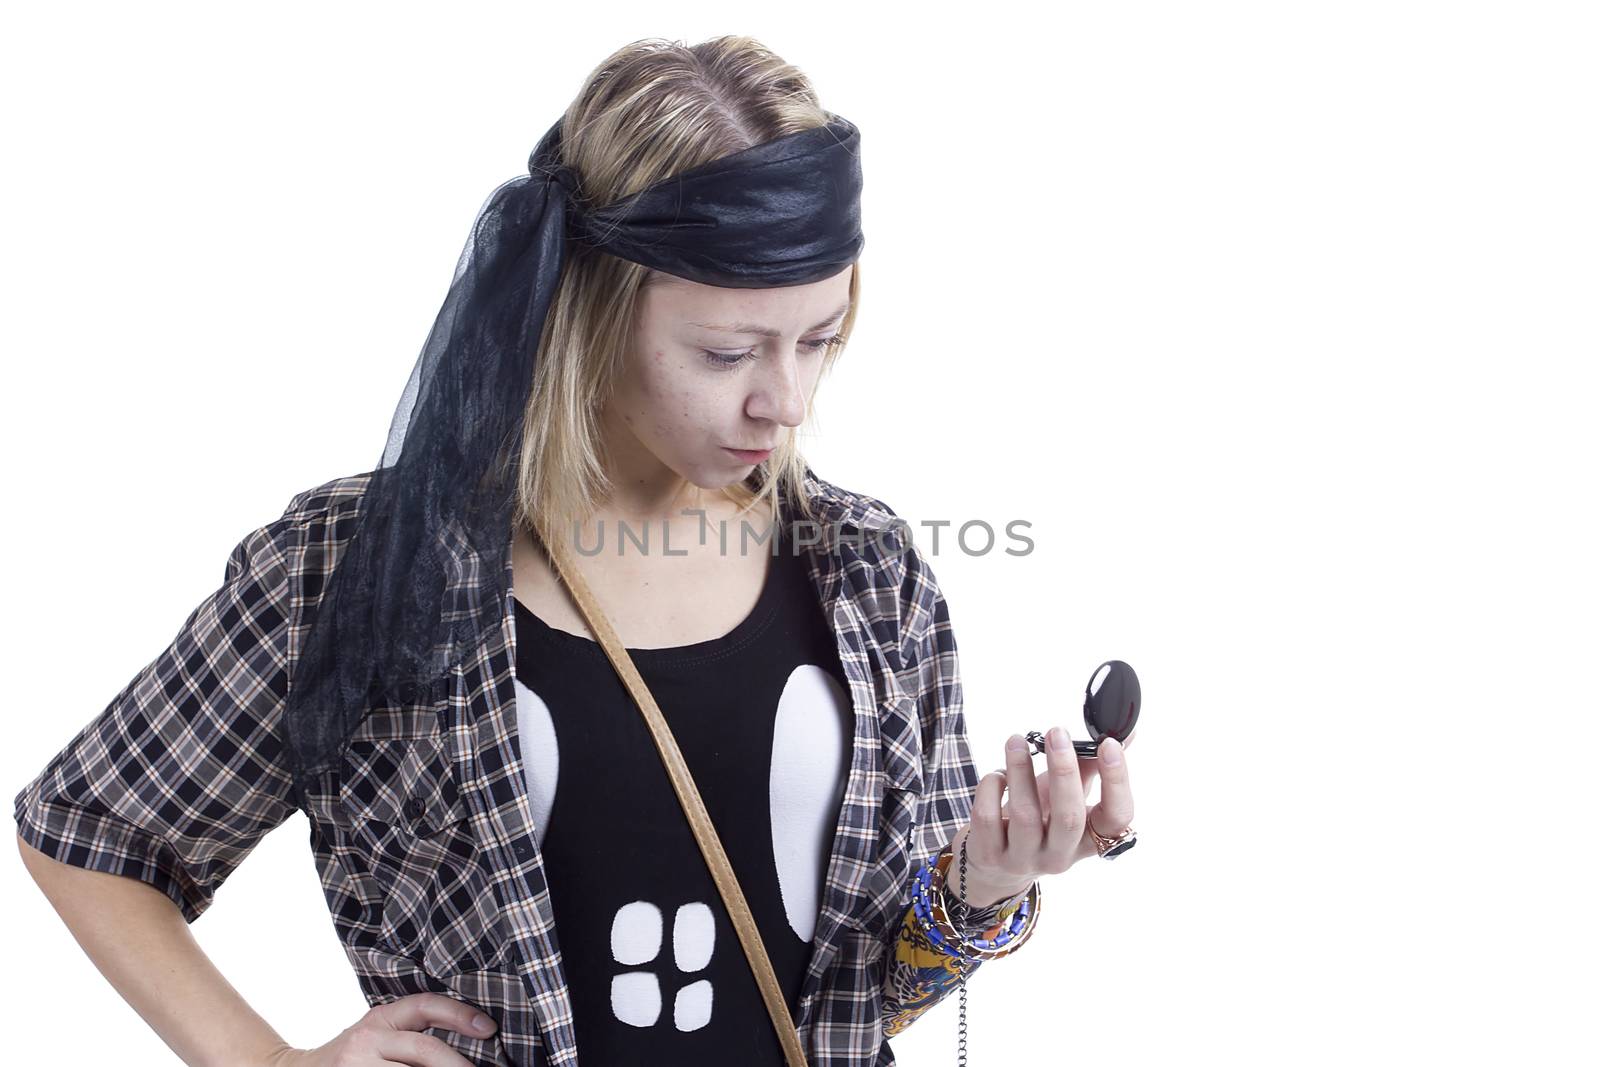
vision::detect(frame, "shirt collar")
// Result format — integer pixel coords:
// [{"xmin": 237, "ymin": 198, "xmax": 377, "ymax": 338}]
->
[{"xmin": 798, "ymin": 465, "xmax": 899, "ymax": 534}]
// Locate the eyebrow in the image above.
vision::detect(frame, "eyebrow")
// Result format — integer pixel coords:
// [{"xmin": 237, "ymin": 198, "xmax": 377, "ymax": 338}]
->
[{"xmin": 689, "ymin": 301, "xmax": 851, "ymax": 337}]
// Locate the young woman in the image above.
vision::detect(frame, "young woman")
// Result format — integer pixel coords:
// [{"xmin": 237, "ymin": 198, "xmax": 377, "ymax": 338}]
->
[{"xmin": 14, "ymin": 35, "xmax": 1135, "ymax": 1067}]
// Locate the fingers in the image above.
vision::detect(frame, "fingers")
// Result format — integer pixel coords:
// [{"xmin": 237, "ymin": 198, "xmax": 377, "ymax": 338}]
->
[
  {"xmin": 1002, "ymin": 734, "xmax": 1045, "ymax": 854},
  {"xmin": 1078, "ymin": 727, "xmax": 1135, "ymax": 791},
  {"xmin": 986, "ymin": 728, "xmax": 1139, "ymax": 874},
  {"xmin": 1041, "ymin": 726, "xmax": 1088, "ymax": 870},
  {"xmin": 375, "ymin": 992, "xmax": 497, "ymax": 1041},
  {"xmin": 1078, "ymin": 753, "xmax": 1101, "ymax": 796},
  {"xmin": 1086, "ymin": 735, "xmax": 1134, "ymax": 847},
  {"xmin": 967, "ymin": 765, "xmax": 1009, "ymax": 870},
  {"xmin": 374, "ymin": 1029, "xmax": 481, "ymax": 1065}
]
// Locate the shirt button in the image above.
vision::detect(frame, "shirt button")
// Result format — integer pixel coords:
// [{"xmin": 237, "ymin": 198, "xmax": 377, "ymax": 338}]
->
[{"xmin": 403, "ymin": 796, "xmax": 427, "ymax": 821}]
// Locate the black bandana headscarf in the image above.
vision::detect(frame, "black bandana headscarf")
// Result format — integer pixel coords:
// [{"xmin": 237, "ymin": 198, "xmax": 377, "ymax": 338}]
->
[{"xmin": 281, "ymin": 113, "xmax": 864, "ymax": 812}]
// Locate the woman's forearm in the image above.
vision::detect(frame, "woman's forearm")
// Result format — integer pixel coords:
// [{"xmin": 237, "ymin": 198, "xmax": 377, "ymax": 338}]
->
[{"xmin": 17, "ymin": 831, "xmax": 294, "ymax": 1067}]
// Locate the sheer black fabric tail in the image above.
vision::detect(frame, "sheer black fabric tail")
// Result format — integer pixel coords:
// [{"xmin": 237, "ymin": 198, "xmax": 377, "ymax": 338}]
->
[{"xmin": 280, "ymin": 114, "xmax": 864, "ymax": 814}]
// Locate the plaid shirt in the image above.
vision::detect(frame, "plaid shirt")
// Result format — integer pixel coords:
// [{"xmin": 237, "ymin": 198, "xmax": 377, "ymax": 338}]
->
[{"xmin": 14, "ymin": 467, "xmax": 1035, "ymax": 1066}]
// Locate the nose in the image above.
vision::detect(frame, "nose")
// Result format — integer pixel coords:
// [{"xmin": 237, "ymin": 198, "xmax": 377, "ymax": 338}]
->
[{"xmin": 747, "ymin": 346, "xmax": 810, "ymax": 428}]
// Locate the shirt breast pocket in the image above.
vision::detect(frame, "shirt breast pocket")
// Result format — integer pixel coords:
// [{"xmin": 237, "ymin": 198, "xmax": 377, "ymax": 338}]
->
[{"xmin": 337, "ymin": 733, "xmax": 509, "ymax": 975}]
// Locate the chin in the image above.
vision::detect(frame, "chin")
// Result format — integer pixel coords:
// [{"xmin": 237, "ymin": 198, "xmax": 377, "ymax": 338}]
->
[{"xmin": 683, "ymin": 465, "xmax": 741, "ymax": 491}]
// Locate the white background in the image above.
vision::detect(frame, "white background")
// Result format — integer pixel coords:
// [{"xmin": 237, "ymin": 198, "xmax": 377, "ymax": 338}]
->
[{"xmin": 3, "ymin": 2, "xmax": 1595, "ymax": 1064}]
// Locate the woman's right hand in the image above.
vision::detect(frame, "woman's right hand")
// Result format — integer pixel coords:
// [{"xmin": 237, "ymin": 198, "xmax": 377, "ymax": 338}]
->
[{"xmin": 265, "ymin": 992, "xmax": 500, "ymax": 1066}]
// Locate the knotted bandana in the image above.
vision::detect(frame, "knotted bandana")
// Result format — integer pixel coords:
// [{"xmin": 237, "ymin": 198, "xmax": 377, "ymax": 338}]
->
[{"xmin": 282, "ymin": 113, "xmax": 865, "ymax": 810}]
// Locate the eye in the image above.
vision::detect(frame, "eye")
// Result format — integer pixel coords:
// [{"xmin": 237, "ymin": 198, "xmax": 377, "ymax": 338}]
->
[
  {"xmin": 701, "ymin": 348, "xmax": 757, "ymax": 369},
  {"xmin": 804, "ymin": 333, "xmax": 846, "ymax": 355},
  {"xmin": 700, "ymin": 334, "xmax": 845, "ymax": 370}
]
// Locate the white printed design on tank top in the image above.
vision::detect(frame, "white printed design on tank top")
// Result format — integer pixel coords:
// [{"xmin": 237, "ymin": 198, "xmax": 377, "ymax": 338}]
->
[{"xmin": 512, "ymin": 664, "xmax": 850, "ymax": 1030}]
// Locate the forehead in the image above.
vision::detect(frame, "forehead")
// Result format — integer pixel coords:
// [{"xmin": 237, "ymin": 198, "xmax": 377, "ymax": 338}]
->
[{"xmin": 641, "ymin": 267, "xmax": 853, "ymax": 326}]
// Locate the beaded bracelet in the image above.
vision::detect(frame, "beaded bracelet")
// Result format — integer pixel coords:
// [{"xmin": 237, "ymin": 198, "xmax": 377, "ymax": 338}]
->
[
  {"xmin": 927, "ymin": 847, "xmax": 1041, "ymax": 961},
  {"xmin": 911, "ymin": 845, "xmax": 1037, "ymax": 961},
  {"xmin": 910, "ymin": 842, "xmax": 1041, "ymax": 961}
]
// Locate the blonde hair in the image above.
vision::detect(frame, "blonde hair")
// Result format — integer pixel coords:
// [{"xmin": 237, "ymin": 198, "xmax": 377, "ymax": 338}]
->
[{"xmin": 508, "ymin": 34, "xmax": 861, "ymax": 543}]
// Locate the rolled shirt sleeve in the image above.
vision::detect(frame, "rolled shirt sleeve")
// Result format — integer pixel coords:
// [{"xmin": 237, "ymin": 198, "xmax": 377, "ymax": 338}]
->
[
  {"xmin": 13, "ymin": 515, "xmax": 299, "ymax": 924},
  {"xmin": 879, "ymin": 537, "xmax": 1039, "ymax": 1038}
]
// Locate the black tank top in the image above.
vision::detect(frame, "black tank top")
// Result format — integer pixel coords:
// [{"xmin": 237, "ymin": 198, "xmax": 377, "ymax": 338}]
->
[{"xmin": 512, "ymin": 526, "xmax": 853, "ymax": 1064}]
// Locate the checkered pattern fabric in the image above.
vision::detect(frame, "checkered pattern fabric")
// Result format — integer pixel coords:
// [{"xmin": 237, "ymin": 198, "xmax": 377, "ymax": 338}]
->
[{"xmin": 15, "ymin": 467, "xmax": 1036, "ymax": 1066}]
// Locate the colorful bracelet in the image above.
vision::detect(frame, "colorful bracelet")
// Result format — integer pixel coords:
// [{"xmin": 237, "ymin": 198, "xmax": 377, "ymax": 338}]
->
[{"xmin": 910, "ymin": 843, "xmax": 1041, "ymax": 961}]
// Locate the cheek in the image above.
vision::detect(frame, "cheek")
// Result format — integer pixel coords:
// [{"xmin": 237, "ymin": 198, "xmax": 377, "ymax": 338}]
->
[
  {"xmin": 636, "ymin": 354, "xmax": 726, "ymax": 432},
  {"xmin": 636, "ymin": 348, "xmax": 670, "ymax": 397},
  {"xmin": 633, "ymin": 351, "xmax": 687, "ymax": 407}
]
